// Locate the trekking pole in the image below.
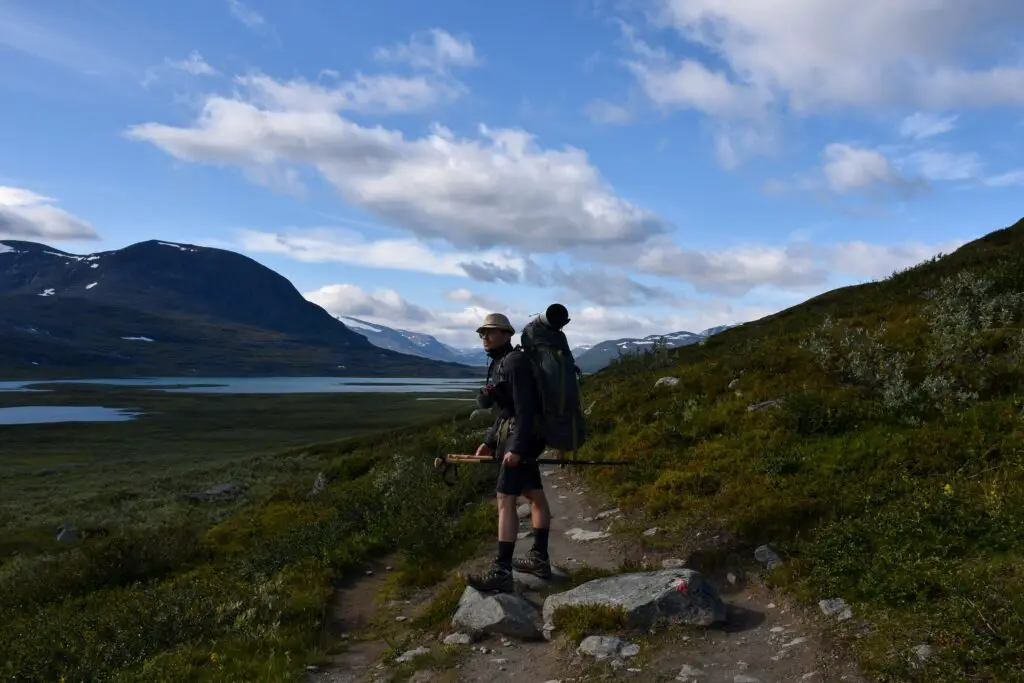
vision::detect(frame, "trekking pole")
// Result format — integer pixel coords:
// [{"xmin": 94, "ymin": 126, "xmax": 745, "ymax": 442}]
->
[{"xmin": 432, "ymin": 453, "xmax": 632, "ymax": 487}]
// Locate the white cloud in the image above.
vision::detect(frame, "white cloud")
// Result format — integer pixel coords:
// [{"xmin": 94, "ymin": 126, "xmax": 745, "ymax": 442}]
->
[
  {"xmin": 166, "ymin": 50, "xmax": 218, "ymax": 76},
  {"xmin": 235, "ymin": 227, "xmax": 525, "ymax": 278},
  {"xmin": 142, "ymin": 51, "xmax": 219, "ymax": 88},
  {"xmin": 306, "ymin": 284, "xmax": 435, "ymax": 325},
  {"xmin": 899, "ymin": 112, "xmax": 958, "ymax": 140},
  {"xmin": 639, "ymin": 0, "xmax": 1024, "ymax": 113},
  {"xmin": 444, "ymin": 288, "xmax": 506, "ymax": 312},
  {"xmin": 234, "ymin": 71, "xmax": 463, "ymax": 114},
  {"xmin": 822, "ymin": 143, "xmax": 921, "ymax": 195},
  {"xmin": 0, "ymin": 186, "xmax": 99, "ymax": 241},
  {"xmin": 544, "ymin": 264, "xmax": 685, "ymax": 307},
  {"xmin": 374, "ymin": 29, "xmax": 480, "ymax": 72},
  {"xmin": 584, "ymin": 99, "xmax": 633, "ymax": 125},
  {"xmin": 303, "ymin": 282, "xmax": 765, "ymax": 347},
  {"xmin": 594, "ymin": 231, "xmax": 960, "ymax": 296},
  {"xmin": 226, "ymin": 0, "xmax": 265, "ymax": 30},
  {"xmin": 896, "ymin": 150, "xmax": 984, "ymax": 182},
  {"xmin": 630, "ymin": 239, "xmax": 827, "ymax": 296},
  {"xmin": 614, "ymin": 1, "xmax": 1024, "ymax": 166},
  {"xmin": 627, "ymin": 57, "xmax": 770, "ymax": 117},
  {"xmin": 984, "ymin": 169, "xmax": 1024, "ymax": 187},
  {"xmin": 823, "ymin": 238, "xmax": 967, "ymax": 280},
  {"xmin": 125, "ymin": 73, "xmax": 666, "ymax": 252}
]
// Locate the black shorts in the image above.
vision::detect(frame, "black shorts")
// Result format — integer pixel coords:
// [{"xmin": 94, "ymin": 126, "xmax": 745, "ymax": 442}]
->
[{"xmin": 495, "ymin": 458, "xmax": 543, "ymax": 495}]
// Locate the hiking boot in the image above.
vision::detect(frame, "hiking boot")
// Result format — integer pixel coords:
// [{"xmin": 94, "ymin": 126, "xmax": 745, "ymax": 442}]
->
[
  {"xmin": 512, "ymin": 548, "xmax": 552, "ymax": 579},
  {"xmin": 466, "ymin": 562, "xmax": 514, "ymax": 593}
]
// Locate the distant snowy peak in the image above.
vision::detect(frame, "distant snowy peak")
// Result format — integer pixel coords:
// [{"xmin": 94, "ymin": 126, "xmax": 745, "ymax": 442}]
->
[
  {"xmin": 575, "ymin": 324, "xmax": 738, "ymax": 373},
  {"xmin": 335, "ymin": 315, "xmax": 488, "ymax": 366},
  {"xmin": 338, "ymin": 316, "xmax": 385, "ymax": 334}
]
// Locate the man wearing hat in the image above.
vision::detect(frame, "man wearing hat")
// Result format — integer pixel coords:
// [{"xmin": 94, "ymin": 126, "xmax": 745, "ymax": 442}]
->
[{"xmin": 466, "ymin": 312, "xmax": 553, "ymax": 593}]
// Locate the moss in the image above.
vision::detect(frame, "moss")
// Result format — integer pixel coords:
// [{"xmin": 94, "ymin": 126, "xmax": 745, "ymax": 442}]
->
[{"xmin": 550, "ymin": 603, "xmax": 630, "ymax": 643}]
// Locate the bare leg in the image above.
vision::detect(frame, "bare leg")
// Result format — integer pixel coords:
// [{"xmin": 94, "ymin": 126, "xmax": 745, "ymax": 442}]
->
[
  {"xmin": 497, "ymin": 493, "xmax": 519, "ymax": 542},
  {"xmin": 523, "ymin": 489, "xmax": 551, "ymax": 528}
]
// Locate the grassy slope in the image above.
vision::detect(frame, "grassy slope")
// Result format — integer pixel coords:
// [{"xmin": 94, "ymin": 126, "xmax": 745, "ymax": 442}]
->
[
  {"xmin": 0, "ymin": 387, "xmax": 495, "ymax": 682},
  {"xmin": 575, "ymin": 217, "xmax": 1024, "ymax": 682}
]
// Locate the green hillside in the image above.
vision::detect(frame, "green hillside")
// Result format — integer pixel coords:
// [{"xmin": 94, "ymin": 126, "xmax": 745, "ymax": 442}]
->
[{"xmin": 578, "ymin": 216, "xmax": 1024, "ymax": 681}]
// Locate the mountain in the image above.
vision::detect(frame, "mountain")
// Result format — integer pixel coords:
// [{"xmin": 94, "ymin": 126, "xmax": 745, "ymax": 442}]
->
[
  {"xmin": 336, "ymin": 316, "xmax": 489, "ymax": 366},
  {"xmin": 574, "ymin": 326, "xmax": 737, "ymax": 374},
  {"xmin": 0, "ymin": 239, "xmax": 482, "ymax": 379}
]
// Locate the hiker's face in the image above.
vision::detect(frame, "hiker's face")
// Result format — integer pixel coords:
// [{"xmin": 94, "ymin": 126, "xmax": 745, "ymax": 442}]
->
[{"xmin": 479, "ymin": 329, "xmax": 510, "ymax": 349}]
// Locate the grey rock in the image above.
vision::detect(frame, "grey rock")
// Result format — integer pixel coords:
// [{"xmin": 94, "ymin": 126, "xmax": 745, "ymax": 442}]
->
[
  {"xmin": 56, "ymin": 524, "xmax": 78, "ymax": 542},
  {"xmin": 513, "ymin": 564, "xmax": 570, "ymax": 591},
  {"xmin": 542, "ymin": 568, "xmax": 727, "ymax": 638},
  {"xmin": 564, "ymin": 527, "xmax": 610, "ymax": 541},
  {"xmin": 754, "ymin": 544, "xmax": 783, "ymax": 570},
  {"xmin": 395, "ymin": 646, "xmax": 430, "ymax": 663},
  {"xmin": 728, "ymin": 378, "xmax": 740, "ymax": 389},
  {"xmin": 452, "ymin": 587, "xmax": 543, "ymax": 640},
  {"xmin": 662, "ymin": 558, "xmax": 686, "ymax": 569},
  {"xmin": 620, "ymin": 643, "xmax": 641, "ymax": 657},
  {"xmin": 734, "ymin": 676, "xmax": 761, "ymax": 683},
  {"xmin": 819, "ymin": 597, "xmax": 853, "ymax": 621},
  {"xmin": 517, "ymin": 503, "xmax": 532, "ymax": 519},
  {"xmin": 183, "ymin": 482, "xmax": 243, "ymax": 503},
  {"xmin": 443, "ymin": 632, "xmax": 473, "ymax": 645},
  {"xmin": 676, "ymin": 664, "xmax": 704, "ymax": 681},
  {"xmin": 655, "ymin": 376, "xmax": 680, "ymax": 388},
  {"xmin": 748, "ymin": 399, "xmax": 783, "ymax": 412},
  {"xmin": 911, "ymin": 644, "xmax": 934, "ymax": 662},
  {"xmin": 309, "ymin": 472, "xmax": 328, "ymax": 497},
  {"xmin": 578, "ymin": 635, "xmax": 630, "ymax": 659}
]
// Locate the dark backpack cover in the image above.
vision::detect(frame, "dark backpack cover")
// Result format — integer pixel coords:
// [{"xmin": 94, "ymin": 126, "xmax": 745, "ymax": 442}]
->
[{"xmin": 513, "ymin": 312, "xmax": 588, "ymax": 453}]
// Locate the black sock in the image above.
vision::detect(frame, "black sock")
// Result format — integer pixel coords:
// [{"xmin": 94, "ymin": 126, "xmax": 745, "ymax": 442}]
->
[
  {"xmin": 497, "ymin": 541, "xmax": 515, "ymax": 568},
  {"xmin": 532, "ymin": 527, "xmax": 550, "ymax": 558}
]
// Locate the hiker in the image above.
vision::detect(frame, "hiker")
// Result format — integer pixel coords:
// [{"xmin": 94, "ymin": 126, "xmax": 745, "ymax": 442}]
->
[{"xmin": 466, "ymin": 312, "xmax": 553, "ymax": 593}]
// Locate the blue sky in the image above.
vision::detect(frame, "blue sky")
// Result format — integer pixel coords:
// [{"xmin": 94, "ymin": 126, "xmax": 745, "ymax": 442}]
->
[{"xmin": 2, "ymin": 0, "xmax": 1023, "ymax": 348}]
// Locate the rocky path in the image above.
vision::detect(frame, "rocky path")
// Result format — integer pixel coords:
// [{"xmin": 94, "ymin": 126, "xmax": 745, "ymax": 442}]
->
[{"xmin": 309, "ymin": 464, "xmax": 868, "ymax": 683}]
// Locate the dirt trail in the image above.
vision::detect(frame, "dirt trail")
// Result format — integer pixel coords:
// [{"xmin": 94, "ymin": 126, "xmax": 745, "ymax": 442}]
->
[{"xmin": 310, "ymin": 465, "xmax": 867, "ymax": 683}]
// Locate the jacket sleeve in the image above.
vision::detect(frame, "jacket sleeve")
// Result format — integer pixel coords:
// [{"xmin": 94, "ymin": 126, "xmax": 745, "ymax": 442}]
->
[
  {"xmin": 484, "ymin": 414, "xmax": 499, "ymax": 449},
  {"xmin": 506, "ymin": 352, "xmax": 539, "ymax": 456}
]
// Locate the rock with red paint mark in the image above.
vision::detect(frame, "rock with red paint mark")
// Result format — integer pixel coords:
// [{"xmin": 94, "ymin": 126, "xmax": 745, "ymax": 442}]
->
[{"xmin": 541, "ymin": 568, "xmax": 726, "ymax": 639}]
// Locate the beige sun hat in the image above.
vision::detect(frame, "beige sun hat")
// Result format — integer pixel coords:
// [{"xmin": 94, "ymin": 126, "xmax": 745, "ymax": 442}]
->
[{"xmin": 476, "ymin": 312, "xmax": 515, "ymax": 334}]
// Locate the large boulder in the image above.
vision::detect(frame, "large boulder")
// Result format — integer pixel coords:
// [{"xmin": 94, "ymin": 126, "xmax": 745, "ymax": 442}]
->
[
  {"xmin": 451, "ymin": 587, "xmax": 543, "ymax": 640},
  {"xmin": 542, "ymin": 568, "xmax": 726, "ymax": 638}
]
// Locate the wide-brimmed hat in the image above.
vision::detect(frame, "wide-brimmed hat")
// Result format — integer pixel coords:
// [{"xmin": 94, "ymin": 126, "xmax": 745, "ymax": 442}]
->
[{"xmin": 476, "ymin": 312, "xmax": 515, "ymax": 334}]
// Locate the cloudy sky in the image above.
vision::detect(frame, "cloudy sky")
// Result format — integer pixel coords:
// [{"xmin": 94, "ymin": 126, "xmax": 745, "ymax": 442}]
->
[{"xmin": 2, "ymin": 0, "xmax": 1023, "ymax": 348}]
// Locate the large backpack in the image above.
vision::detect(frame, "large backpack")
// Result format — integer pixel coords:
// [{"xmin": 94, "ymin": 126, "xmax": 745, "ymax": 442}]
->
[{"xmin": 495, "ymin": 304, "xmax": 588, "ymax": 454}]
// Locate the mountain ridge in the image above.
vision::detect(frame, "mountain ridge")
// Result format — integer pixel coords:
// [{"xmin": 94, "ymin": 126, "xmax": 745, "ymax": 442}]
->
[
  {"xmin": 574, "ymin": 325, "xmax": 737, "ymax": 373},
  {"xmin": 0, "ymin": 238, "xmax": 482, "ymax": 379}
]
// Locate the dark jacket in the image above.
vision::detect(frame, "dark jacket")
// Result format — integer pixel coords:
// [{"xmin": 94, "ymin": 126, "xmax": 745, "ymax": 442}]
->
[{"xmin": 483, "ymin": 344, "xmax": 544, "ymax": 458}]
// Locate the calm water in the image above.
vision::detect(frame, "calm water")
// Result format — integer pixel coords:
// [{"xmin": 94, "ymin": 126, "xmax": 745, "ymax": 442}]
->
[
  {"xmin": 0, "ymin": 376, "xmax": 482, "ymax": 425},
  {"xmin": 0, "ymin": 406, "xmax": 143, "ymax": 425},
  {"xmin": 0, "ymin": 376, "xmax": 482, "ymax": 394}
]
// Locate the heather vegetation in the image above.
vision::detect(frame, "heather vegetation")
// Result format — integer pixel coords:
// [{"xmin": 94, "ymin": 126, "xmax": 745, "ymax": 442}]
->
[
  {"xmin": 0, "ymin": 390, "xmax": 494, "ymax": 681},
  {"xmin": 579, "ymin": 218, "xmax": 1024, "ymax": 682}
]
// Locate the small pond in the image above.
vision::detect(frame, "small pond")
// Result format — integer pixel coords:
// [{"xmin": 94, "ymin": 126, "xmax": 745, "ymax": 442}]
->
[{"xmin": 0, "ymin": 406, "xmax": 143, "ymax": 425}]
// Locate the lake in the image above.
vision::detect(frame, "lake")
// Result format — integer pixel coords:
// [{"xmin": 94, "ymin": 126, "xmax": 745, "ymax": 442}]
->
[
  {"xmin": 0, "ymin": 376, "xmax": 482, "ymax": 425},
  {"xmin": 0, "ymin": 406, "xmax": 144, "ymax": 425},
  {"xmin": 0, "ymin": 376, "xmax": 483, "ymax": 394}
]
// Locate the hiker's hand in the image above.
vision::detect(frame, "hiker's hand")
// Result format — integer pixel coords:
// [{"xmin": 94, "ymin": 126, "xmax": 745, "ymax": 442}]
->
[
  {"xmin": 475, "ymin": 443, "xmax": 493, "ymax": 458},
  {"xmin": 503, "ymin": 451, "xmax": 521, "ymax": 467}
]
